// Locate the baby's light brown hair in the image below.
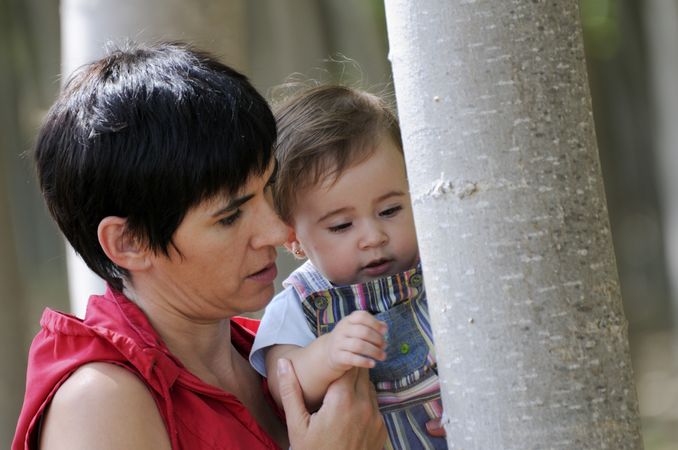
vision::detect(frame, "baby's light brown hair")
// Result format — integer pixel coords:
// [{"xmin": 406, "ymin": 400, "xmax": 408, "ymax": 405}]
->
[{"xmin": 273, "ymin": 85, "xmax": 403, "ymax": 224}]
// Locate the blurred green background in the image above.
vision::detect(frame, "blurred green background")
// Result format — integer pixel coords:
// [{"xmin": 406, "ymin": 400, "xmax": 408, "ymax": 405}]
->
[{"xmin": 1, "ymin": 0, "xmax": 676, "ymax": 448}]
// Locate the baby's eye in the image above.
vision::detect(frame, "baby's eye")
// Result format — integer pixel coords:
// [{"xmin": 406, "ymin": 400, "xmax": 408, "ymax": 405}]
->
[
  {"xmin": 219, "ymin": 209, "xmax": 242, "ymax": 227},
  {"xmin": 379, "ymin": 205, "xmax": 403, "ymax": 218},
  {"xmin": 328, "ymin": 222, "xmax": 352, "ymax": 233}
]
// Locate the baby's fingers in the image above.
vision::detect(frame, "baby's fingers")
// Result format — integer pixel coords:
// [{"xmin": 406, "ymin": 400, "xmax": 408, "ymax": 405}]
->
[
  {"xmin": 346, "ymin": 311, "xmax": 388, "ymax": 334},
  {"xmin": 335, "ymin": 322, "xmax": 385, "ymax": 350},
  {"xmin": 358, "ymin": 326, "xmax": 387, "ymax": 349},
  {"xmin": 333, "ymin": 349, "xmax": 382, "ymax": 369},
  {"xmin": 342, "ymin": 311, "xmax": 387, "ymax": 347},
  {"xmin": 339, "ymin": 337, "xmax": 387, "ymax": 362}
]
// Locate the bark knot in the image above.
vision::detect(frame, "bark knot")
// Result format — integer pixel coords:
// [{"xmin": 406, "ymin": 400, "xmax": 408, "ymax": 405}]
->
[{"xmin": 427, "ymin": 174, "xmax": 478, "ymax": 200}]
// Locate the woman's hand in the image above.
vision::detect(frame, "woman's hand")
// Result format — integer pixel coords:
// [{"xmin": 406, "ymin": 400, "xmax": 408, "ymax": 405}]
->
[{"xmin": 277, "ymin": 358, "xmax": 386, "ymax": 450}]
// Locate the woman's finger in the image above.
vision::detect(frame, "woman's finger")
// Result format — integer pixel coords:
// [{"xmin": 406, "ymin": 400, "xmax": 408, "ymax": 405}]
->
[{"xmin": 276, "ymin": 358, "xmax": 310, "ymax": 435}]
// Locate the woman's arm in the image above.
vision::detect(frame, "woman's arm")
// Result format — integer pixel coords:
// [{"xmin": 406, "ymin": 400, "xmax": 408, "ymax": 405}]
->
[
  {"xmin": 277, "ymin": 359, "xmax": 386, "ymax": 450},
  {"xmin": 39, "ymin": 362, "xmax": 171, "ymax": 450}
]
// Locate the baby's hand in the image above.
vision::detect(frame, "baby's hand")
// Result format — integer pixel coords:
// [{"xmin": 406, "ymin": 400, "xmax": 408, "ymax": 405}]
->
[{"xmin": 323, "ymin": 311, "xmax": 388, "ymax": 373}]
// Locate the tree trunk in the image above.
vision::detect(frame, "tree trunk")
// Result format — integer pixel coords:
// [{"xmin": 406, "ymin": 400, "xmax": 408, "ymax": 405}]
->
[
  {"xmin": 645, "ymin": 0, "xmax": 678, "ymax": 340},
  {"xmin": 0, "ymin": 162, "xmax": 26, "ymax": 450},
  {"xmin": 583, "ymin": 0, "xmax": 671, "ymax": 334},
  {"xmin": 384, "ymin": 0, "xmax": 643, "ymax": 448},
  {"xmin": 0, "ymin": 93, "xmax": 27, "ymax": 450},
  {"xmin": 60, "ymin": 0, "xmax": 246, "ymax": 316},
  {"xmin": 2, "ymin": 0, "xmax": 67, "ymax": 440}
]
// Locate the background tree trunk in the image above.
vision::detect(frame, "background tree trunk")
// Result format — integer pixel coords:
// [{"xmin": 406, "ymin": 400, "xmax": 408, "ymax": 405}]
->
[
  {"xmin": 384, "ymin": 0, "xmax": 643, "ymax": 448},
  {"xmin": 0, "ymin": 87, "xmax": 27, "ymax": 450},
  {"xmin": 1, "ymin": 0, "xmax": 63, "ymax": 443},
  {"xmin": 645, "ymin": 0, "xmax": 678, "ymax": 338},
  {"xmin": 582, "ymin": 0, "xmax": 671, "ymax": 335},
  {"xmin": 639, "ymin": 1, "xmax": 678, "ymax": 441}
]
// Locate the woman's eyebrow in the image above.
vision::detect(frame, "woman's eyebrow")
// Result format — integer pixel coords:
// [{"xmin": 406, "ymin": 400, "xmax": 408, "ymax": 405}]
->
[{"xmin": 210, "ymin": 194, "xmax": 255, "ymax": 217}]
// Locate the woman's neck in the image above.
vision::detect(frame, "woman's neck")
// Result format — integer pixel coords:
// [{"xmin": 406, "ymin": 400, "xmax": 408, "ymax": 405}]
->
[
  {"xmin": 124, "ymin": 284, "xmax": 289, "ymax": 448},
  {"xmin": 124, "ymin": 284, "xmax": 239, "ymax": 390}
]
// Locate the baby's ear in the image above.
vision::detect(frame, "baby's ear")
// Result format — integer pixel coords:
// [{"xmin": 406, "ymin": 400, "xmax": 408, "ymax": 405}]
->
[{"xmin": 283, "ymin": 228, "xmax": 306, "ymax": 259}]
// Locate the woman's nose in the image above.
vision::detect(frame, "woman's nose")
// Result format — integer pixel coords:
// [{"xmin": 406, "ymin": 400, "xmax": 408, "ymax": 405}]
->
[{"xmin": 252, "ymin": 198, "xmax": 288, "ymax": 249}]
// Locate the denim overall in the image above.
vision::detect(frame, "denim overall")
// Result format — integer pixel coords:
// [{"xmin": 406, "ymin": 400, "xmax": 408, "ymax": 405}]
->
[{"xmin": 285, "ymin": 261, "xmax": 447, "ymax": 450}]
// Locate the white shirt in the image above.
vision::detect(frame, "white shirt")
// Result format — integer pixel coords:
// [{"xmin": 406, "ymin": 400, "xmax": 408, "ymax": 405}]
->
[{"xmin": 249, "ymin": 286, "xmax": 316, "ymax": 376}]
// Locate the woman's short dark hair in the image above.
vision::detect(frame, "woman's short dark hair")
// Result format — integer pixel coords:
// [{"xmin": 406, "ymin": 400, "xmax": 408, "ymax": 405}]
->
[{"xmin": 35, "ymin": 41, "xmax": 276, "ymax": 291}]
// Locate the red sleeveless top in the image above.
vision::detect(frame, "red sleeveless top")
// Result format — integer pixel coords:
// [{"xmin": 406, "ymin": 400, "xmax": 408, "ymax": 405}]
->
[{"xmin": 13, "ymin": 287, "xmax": 282, "ymax": 450}]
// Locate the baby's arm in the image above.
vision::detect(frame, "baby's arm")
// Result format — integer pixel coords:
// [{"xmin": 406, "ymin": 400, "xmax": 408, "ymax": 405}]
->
[{"xmin": 265, "ymin": 310, "xmax": 388, "ymax": 411}]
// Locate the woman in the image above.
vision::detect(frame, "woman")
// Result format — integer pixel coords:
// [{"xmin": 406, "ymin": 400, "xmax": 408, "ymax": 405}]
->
[{"xmin": 12, "ymin": 42, "xmax": 386, "ymax": 450}]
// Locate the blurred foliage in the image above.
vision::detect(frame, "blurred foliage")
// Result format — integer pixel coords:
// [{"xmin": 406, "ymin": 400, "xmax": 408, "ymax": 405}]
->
[{"xmin": 581, "ymin": 0, "xmax": 621, "ymax": 59}]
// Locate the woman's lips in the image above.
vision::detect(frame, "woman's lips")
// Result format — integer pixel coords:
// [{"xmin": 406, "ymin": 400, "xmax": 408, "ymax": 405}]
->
[{"xmin": 248, "ymin": 263, "xmax": 278, "ymax": 283}]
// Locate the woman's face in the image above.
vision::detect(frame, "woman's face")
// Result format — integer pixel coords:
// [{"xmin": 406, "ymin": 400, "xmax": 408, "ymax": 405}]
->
[{"xmin": 146, "ymin": 162, "xmax": 288, "ymax": 319}]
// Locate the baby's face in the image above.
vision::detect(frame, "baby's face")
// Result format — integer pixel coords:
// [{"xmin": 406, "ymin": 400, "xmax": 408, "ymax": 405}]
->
[{"xmin": 291, "ymin": 135, "xmax": 419, "ymax": 285}]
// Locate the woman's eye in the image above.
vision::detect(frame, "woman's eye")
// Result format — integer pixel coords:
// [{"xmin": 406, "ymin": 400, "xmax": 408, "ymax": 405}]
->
[
  {"xmin": 380, "ymin": 205, "xmax": 403, "ymax": 217},
  {"xmin": 219, "ymin": 209, "xmax": 242, "ymax": 227},
  {"xmin": 267, "ymin": 162, "xmax": 278, "ymax": 187},
  {"xmin": 328, "ymin": 222, "xmax": 352, "ymax": 233}
]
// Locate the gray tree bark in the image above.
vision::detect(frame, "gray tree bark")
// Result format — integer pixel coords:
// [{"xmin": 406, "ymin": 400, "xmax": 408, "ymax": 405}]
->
[{"xmin": 384, "ymin": 0, "xmax": 643, "ymax": 448}]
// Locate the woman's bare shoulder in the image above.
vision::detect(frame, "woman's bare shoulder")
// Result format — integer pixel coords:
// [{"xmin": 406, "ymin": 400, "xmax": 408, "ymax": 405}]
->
[{"xmin": 39, "ymin": 362, "xmax": 171, "ymax": 450}]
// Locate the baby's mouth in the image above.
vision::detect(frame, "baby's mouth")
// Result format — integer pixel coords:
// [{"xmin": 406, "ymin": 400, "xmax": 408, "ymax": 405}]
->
[
  {"xmin": 361, "ymin": 258, "xmax": 393, "ymax": 277},
  {"xmin": 364, "ymin": 258, "xmax": 390, "ymax": 269}
]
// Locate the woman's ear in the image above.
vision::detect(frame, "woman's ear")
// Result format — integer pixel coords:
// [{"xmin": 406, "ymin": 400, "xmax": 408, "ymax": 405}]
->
[
  {"xmin": 97, "ymin": 217, "xmax": 151, "ymax": 272},
  {"xmin": 283, "ymin": 228, "xmax": 306, "ymax": 259}
]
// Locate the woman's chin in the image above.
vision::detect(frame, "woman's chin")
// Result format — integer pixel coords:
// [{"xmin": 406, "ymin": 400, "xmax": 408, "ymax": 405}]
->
[{"xmin": 243, "ymin": 285, "xmax": 276, "ymax": 315}]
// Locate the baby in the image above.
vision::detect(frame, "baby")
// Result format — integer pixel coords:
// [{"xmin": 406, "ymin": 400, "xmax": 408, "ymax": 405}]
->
[{"xmin": 250, "ymin": 85, "xmax": 446, "ymax": 449}]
